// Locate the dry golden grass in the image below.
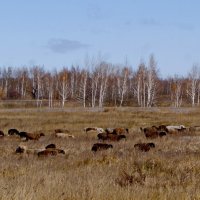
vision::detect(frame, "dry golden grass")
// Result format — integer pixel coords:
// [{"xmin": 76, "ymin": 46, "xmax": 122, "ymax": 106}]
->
[{"xmin": 0, "ymin": 107, "xmax": 200, "ymax": 200}]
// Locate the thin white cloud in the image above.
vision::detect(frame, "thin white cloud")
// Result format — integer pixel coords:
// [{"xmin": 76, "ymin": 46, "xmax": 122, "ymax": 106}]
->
[{"xmin": 47, "ymin": 39, "xmax": 89, "ymax": 53}]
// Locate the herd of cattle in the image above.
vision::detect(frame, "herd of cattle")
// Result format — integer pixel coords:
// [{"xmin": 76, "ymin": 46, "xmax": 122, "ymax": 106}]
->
[
  {"xmin": 0, "ymin": 124, "xmax": 199, "ymax": 156},
  {"xmin": 86, "ymin": 124, "xmax": 199, "ymax": 152}
]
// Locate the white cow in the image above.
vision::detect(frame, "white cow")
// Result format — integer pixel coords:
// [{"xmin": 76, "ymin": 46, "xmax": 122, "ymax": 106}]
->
[
  {"xmin": 166, "ymin": 125, "xmax": 186, "ymax": 132},
  {"xmin": 55, "ymin": 133, "xmax": 75, "ymax": 138},
  {"xmin": 84, "ymin": 127, "xmax": 105, "ymax": 134}
]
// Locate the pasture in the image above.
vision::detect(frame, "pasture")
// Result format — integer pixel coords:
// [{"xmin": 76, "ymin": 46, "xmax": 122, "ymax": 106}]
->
[{"xmin": 0, "ymin": 107, "xmax": 200, "ymax": 200}]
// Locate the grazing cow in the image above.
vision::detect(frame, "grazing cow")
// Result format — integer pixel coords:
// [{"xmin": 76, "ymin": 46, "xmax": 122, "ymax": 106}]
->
[
  {"xmin": 140, "ymin": 126, "xmax": 167, "ymax": 139},
  {"xmin": 55, "ymin": 133, "xmax": 75, "ymax": 138},
  {"xmin": 84, "ymin": 127, "xmax": 105, "ymax": 134},
  {"xmin": 0, "ymin": 130, "xmax": 4, "ymax": 137},
  {"xmin": 18, "ymin": 132, "xmax": 45, "ymax": 141},
  {"xmin": 140, "ymin": 126, "xmax": 158, "ymax": 138},
  {"xmin": 84, "ymin": 127, "xmax": 97, "ymax": 133},
  {"xmin": 105, "ymin": 128, "xmax": 114, "ymax": 134},
  {"xmin": 134, "ymin": 142, "xmax": 155, "ymax": 152},
  {"xmin": 45, "ymin": 144, "xmax": 56, "ymax": 149},
  {"xmin": 112, "ymin": 128, "xmax": 129, "ymax": 135},
  {"xmin": 26, "ymin": 132, "xmax": 45, "ymax": 141},
  {"xmin": 97, "ymin": 133, "xmax": 109, "ymax": 141},
  {"xmin": 140, "ymin": 126, "xmax": 158, "ymax": 134},
  {"xmin": 108, "ymin": 134, "xmax": 126, "ymax": 141},
  {"xmin": 105, "ymin": 128, "xmax": 129, "ymax": 135},
  {"xmin": 91, "ymin": 143, "xmax": 113, "ymax": 152},
  {"xmin": 158, "ymin": 131, "xmax": 167, "ymax": 137},
  {"xmin": 15, "ymin": 144, "xmax": 65, "ymax": 156},
  {"xmin": 158, "ymin": 125, "xmax": 169, "ymax": 133},
  {"xmin": 8, "ymin": 128, "xmax": 19, "ymax": 136},
  {"xmin": 96, "ymin": 128, "xmax": 105, "ymax": 134},
  {"xmin": 145, "ymin": 131, "xmax": 166, "ymax": 139},
  {"xmin": 18, "ymin": 132, "xmax": 28, "ymax": 138},
  {"xmin": 166, "ymin": 125, "xmax": 186, "ymax": 132},
  {"xmin": 45, "ymin": 144, "xmax": 65, "ymax": 154},
  {"xmin": 15, "ymin": 145, "xmax": 44, "ymax": 154},
  {"xmin": 38, "ymin": 149, "xmax": 58, "ymax": 156},
  {"xmin": 97, "ymin": 133, "xmax": 126, "ymax": 141},
  {"xmin": 55, "ymin": 129, "xmax": 69, "ymax": 134},
  {"xmin": 15, "ymin": 145, "xmax": 26, "ymax": 153},
  {"xmin": 37, "ymin": 148, "xmax": 65, "ymax": 157}
]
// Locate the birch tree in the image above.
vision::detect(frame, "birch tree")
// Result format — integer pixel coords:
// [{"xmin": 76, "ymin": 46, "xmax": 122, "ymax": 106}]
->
[
  {"xmin": 106, "ymin": 68, "xmax": 118, "ymax": 106},
  {"xmin": 2, "ymin": 67, "xmax": 12, "ymax": 98},
  {"xmin": 98, "ymin": 62, "xmax": 110, "ymax": 107},
  {"xmin": 133, "ymin": 62, "xmax": 147, "ymax": 107},
  {"xmin": 186, "ymin": 65, "xmax": 199, "ymax": 106},
  {"xmin": 57, "ymin": 69, "xmax": 70, "ymax": 108},
  {"xmin": 117, "ymin": 67, "xmax": 129, "ymax": 107},
  {"xmin": 76, "ymin": 56, "xmax": 90, "ymax": 107},
  {"xmin": 77, "ymin": 69, "xmax": 88, "ymax": 107},
  {"xmin": 30, "ymin": 66, "xmax": 44, "ymax": 107},
  {"xmin": 43, "ymin": 72, "xmax": 54, "ymax": 108},
  {"xmin": 89, "ymin": 57, "xmax": 101, "ymax": 108},
  {"xmin": 146, "ymin": 55, "xmax": 158, "ymax": 107},
  {"xmin": 170, "ymin": 76, "xmax": 183, "ymax": 107},
  {"xmin": 15, "ymin": 67, "xmax": 29, "ymax": 99}
]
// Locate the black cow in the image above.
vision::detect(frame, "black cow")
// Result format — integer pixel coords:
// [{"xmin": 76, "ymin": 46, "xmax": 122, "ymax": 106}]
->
[
  {"xmin": 8, "ymin": 129, "xmax": 19, "ymax": 136},
  {"xmin": 97, "ymin": 133, "xmax": 126, "ymax": 141},
  {"xmin": 134, "ymin": 142, "xmax": 155, "ymax": 152},
  {"xmin": 91, "ymin": 143, "xmax": 113, "ymax": 152},
  {"xmin": 45, "ymin": 144, "xmax": 56, "ymax": 149}
]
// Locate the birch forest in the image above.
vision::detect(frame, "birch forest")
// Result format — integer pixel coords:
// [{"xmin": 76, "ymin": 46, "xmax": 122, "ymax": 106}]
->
[{"xmin": 0, "ymin": 55, "xmax": 200, "ymax": 108}]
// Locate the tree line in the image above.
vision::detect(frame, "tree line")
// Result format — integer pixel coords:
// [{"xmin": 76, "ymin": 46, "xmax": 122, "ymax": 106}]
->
[{"xmin": 0, "ymin": 55, "xmax": 199, "ymax": 108}]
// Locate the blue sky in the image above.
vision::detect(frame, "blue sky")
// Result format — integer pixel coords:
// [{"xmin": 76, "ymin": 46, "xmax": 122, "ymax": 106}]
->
[{"xmin": 0, "ymin": 0, "xmax": 200, "ymax": 77}]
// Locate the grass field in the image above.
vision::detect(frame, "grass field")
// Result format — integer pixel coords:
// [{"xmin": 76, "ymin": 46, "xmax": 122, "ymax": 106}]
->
[{"xmin": 1, "ymin": 107, "xmax": 200, "ymax": 200}]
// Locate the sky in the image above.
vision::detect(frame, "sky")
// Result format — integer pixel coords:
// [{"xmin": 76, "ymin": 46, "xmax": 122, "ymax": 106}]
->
[{"xmin": 0, "ymin": 0, "xmax": 200, "ymax": 78}]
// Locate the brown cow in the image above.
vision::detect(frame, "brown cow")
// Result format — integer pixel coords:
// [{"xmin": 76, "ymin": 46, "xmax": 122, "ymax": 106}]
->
[
  {"xmin": 140, "ymin": 126, "xmax": 167, "ymax": 139},
  {"xmin": 140, "ymin": 126, "xmax": 158, "ymax": 133},
  {"xmin": 105, "ymin": 128, "xmax": 129, "ymax": 135},
  {"xmin": 38, "ymin": 149, "xmax": 58, "ymax": 156},
  {"xmin": 91, "ymin": 143, "xmax": 113, "ymax": 152},
  {"xmin": 108, "ymin": 134, "xmax": 126, "ymax": 141},
  {"xmin": 23, "ymin": 132, "xmax": 45, "ymax": 141},
  {"xmin": 38, "ymin": 148, "xmax": 65, "ymax": 157},
  {"xmin": 112, "ymin": 128, "xmax": 129, "ymax": 135},
  {"xmin": 134, "ymin": 142, "xmax": 155, "ymax": 152}
]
